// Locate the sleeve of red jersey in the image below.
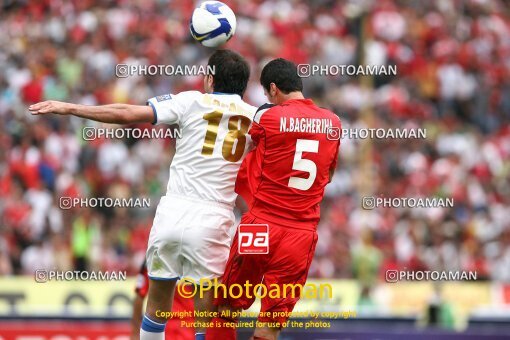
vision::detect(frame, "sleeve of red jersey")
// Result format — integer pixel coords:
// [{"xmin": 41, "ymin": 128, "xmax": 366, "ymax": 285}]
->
[
  {"xmin": 234, "ymin": 122, "xmax": 263, "ymax": 207},
  {"xmin": 235, "ymin": 153, "xmax": 254, "ymax": 207},
  {"xmin": 234, "ymin": 104, "xmax": 274, "ymax": 206},
  {"xmin": 249, "ymin": 121, "xmax": 264, "ymax": 145},
  {"xmin": 249, "ymin": 103, "xmax": 274, "ymax": 145}
]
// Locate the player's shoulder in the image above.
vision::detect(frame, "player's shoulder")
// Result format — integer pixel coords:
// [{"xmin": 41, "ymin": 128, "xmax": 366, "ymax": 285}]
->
[
  {"xmin": 318, "ymin": 106, "xmax": 341, "ymax": 125},
  {"xmin": 151, "ymin": 90, "xmax": 203, "ymax": 105},
  {"xmin": 253, "ymin": 103, "xmax": 276, "ymax": 123},
  {"xmin": 254, "ymin": 99, "xmax": 335, "ymax": 119},
  {"xmin": 236, "ymin": 98, "xmax": 258, "ymax": 119},
  {"xmin": 198, "ymin": 93, "xmax": 257, "ymax": 119},
  {"xmin": 154, "ymin": 91, "xmax": 203, "ymax": 102},
  {"xmin": 175, "ymin": 90, "xmax": 204, "ymax": 101},
  {"xmin": 253, "ymin": 101, "xmax": 312, "ymax": 124}
]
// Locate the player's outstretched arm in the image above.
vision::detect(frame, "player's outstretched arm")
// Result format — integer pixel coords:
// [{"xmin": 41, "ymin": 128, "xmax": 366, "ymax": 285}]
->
[{"xmin": 28, "ymin": 100, "xmax": 154, "ymax": 124}]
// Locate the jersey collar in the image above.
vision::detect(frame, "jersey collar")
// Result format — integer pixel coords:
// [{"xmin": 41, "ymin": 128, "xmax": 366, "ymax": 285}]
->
[
  {"xmin": 213, "ymin": 91, "xmax": 240, "ymax": 97},
  {"xmin": 284, "ymin": 98, "xmax": 314, "ymax": 105}
]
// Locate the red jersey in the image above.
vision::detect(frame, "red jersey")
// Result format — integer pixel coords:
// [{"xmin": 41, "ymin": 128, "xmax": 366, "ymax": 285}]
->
[
  {"xmin": 235, "ymin": 99, "xmax": 341, "ymax": 231},
  {"xmin": 134, "ymin": 263, "xmax": 150, "ymax": 298}
]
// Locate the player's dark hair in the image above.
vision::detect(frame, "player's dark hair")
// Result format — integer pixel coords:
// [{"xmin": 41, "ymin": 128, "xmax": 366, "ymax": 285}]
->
[
  {"xmin": 208, "ymin": 49, "xmax": 250, "ymax": 97},
  {"xmin": 260, "ymin": 58, "xmax": 303, "ymax": 94}
]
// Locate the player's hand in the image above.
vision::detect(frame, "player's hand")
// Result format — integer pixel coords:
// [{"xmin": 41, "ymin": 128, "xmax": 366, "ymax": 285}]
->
[{"xmin": 29, "ymin": 100, "xmax": 74, "ymax": 116}]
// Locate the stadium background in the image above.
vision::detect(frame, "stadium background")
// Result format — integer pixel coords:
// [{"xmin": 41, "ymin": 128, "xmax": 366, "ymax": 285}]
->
[{"xmin": 1, "ymin": 0, "xmax": 509, "ymax": 339}]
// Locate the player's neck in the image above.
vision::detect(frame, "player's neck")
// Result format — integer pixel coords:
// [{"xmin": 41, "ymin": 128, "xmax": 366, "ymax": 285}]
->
[{"xmin": 279, "ymin": 91, "xmax": 305, "ymax": 103}]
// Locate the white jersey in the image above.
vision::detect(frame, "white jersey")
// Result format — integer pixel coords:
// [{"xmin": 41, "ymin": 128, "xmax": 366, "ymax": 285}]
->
[{"xmin": 147, "ymin": 91, "xmax": 256, "ymax": 206}]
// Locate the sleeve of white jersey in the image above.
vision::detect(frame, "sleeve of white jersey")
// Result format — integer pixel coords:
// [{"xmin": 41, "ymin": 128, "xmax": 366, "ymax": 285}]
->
[{"xmin": 146, "ymin": 92, "xmax": 195, "ymax": 125}]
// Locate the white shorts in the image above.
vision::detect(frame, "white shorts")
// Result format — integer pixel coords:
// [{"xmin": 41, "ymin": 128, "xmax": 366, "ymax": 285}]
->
[{"xmin": 146, "ymin": 194, "xmax": 235, "ymax": 281}]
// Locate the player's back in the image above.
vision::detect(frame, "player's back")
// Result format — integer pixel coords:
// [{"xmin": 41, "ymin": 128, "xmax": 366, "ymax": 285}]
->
[
  {"xmin": 237, "ymin": 98, "xmax": 341, "ymax": 230},
  {"xmin": 147, "ymin": 91, "xmax": 256, "ymax": 206}
]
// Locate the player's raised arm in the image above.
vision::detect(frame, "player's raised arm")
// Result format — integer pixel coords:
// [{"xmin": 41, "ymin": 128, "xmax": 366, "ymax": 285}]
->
[{"xmin": 28, "ymin": 100, "xmax": 154, "ymax": 124}]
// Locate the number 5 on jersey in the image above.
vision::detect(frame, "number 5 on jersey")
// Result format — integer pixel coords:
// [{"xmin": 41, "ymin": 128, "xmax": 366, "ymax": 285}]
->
[{"xmin": 288, "ymin": 139, "xmax": 319, "ymax": 191}]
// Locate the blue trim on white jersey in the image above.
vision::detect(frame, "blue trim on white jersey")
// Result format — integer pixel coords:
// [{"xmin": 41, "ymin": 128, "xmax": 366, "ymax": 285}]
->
[
  {"xmin": 147, "ymin": 101, "xmax": 158, "ymax": 125},
  {"xmin": 148, "ymin": 275, "xmax": 180, "ymax": 281},
  {"xmin": 212, "ymin": 91, "xmax": 236, "ymax": 95}
]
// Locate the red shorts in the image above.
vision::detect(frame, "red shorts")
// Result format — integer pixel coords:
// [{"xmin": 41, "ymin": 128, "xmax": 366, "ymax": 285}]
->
[{"xmin": 216, "ymin": 212, "xmax": 318, "ymax": 325}]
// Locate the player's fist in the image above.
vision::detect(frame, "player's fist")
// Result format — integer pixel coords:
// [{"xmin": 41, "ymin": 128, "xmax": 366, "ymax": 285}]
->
[{"xmin": 29, "ymin": 100, "xmax": 74, "ymax": 115}]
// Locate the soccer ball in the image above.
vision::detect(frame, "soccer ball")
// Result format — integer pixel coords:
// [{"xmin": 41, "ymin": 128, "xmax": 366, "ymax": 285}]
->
[{"xmin": 190, "ymin": 1, "xmax": 236, "ymax": 48}]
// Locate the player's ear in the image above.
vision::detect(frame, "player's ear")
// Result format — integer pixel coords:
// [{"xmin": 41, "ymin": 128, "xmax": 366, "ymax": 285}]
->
[
  {"xmin": 269, "ymin": 82, "xmax": 277, "ymax": 97},
  {"xmin": 204, "ymin": 74, "xmax": 214, "ymax": 93}
]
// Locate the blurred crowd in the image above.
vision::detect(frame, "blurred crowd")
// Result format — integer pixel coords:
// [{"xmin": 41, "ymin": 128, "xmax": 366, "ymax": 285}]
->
[{"xmin": 0, "ymin": 0, "xmax": 509, "ymax": 290}]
